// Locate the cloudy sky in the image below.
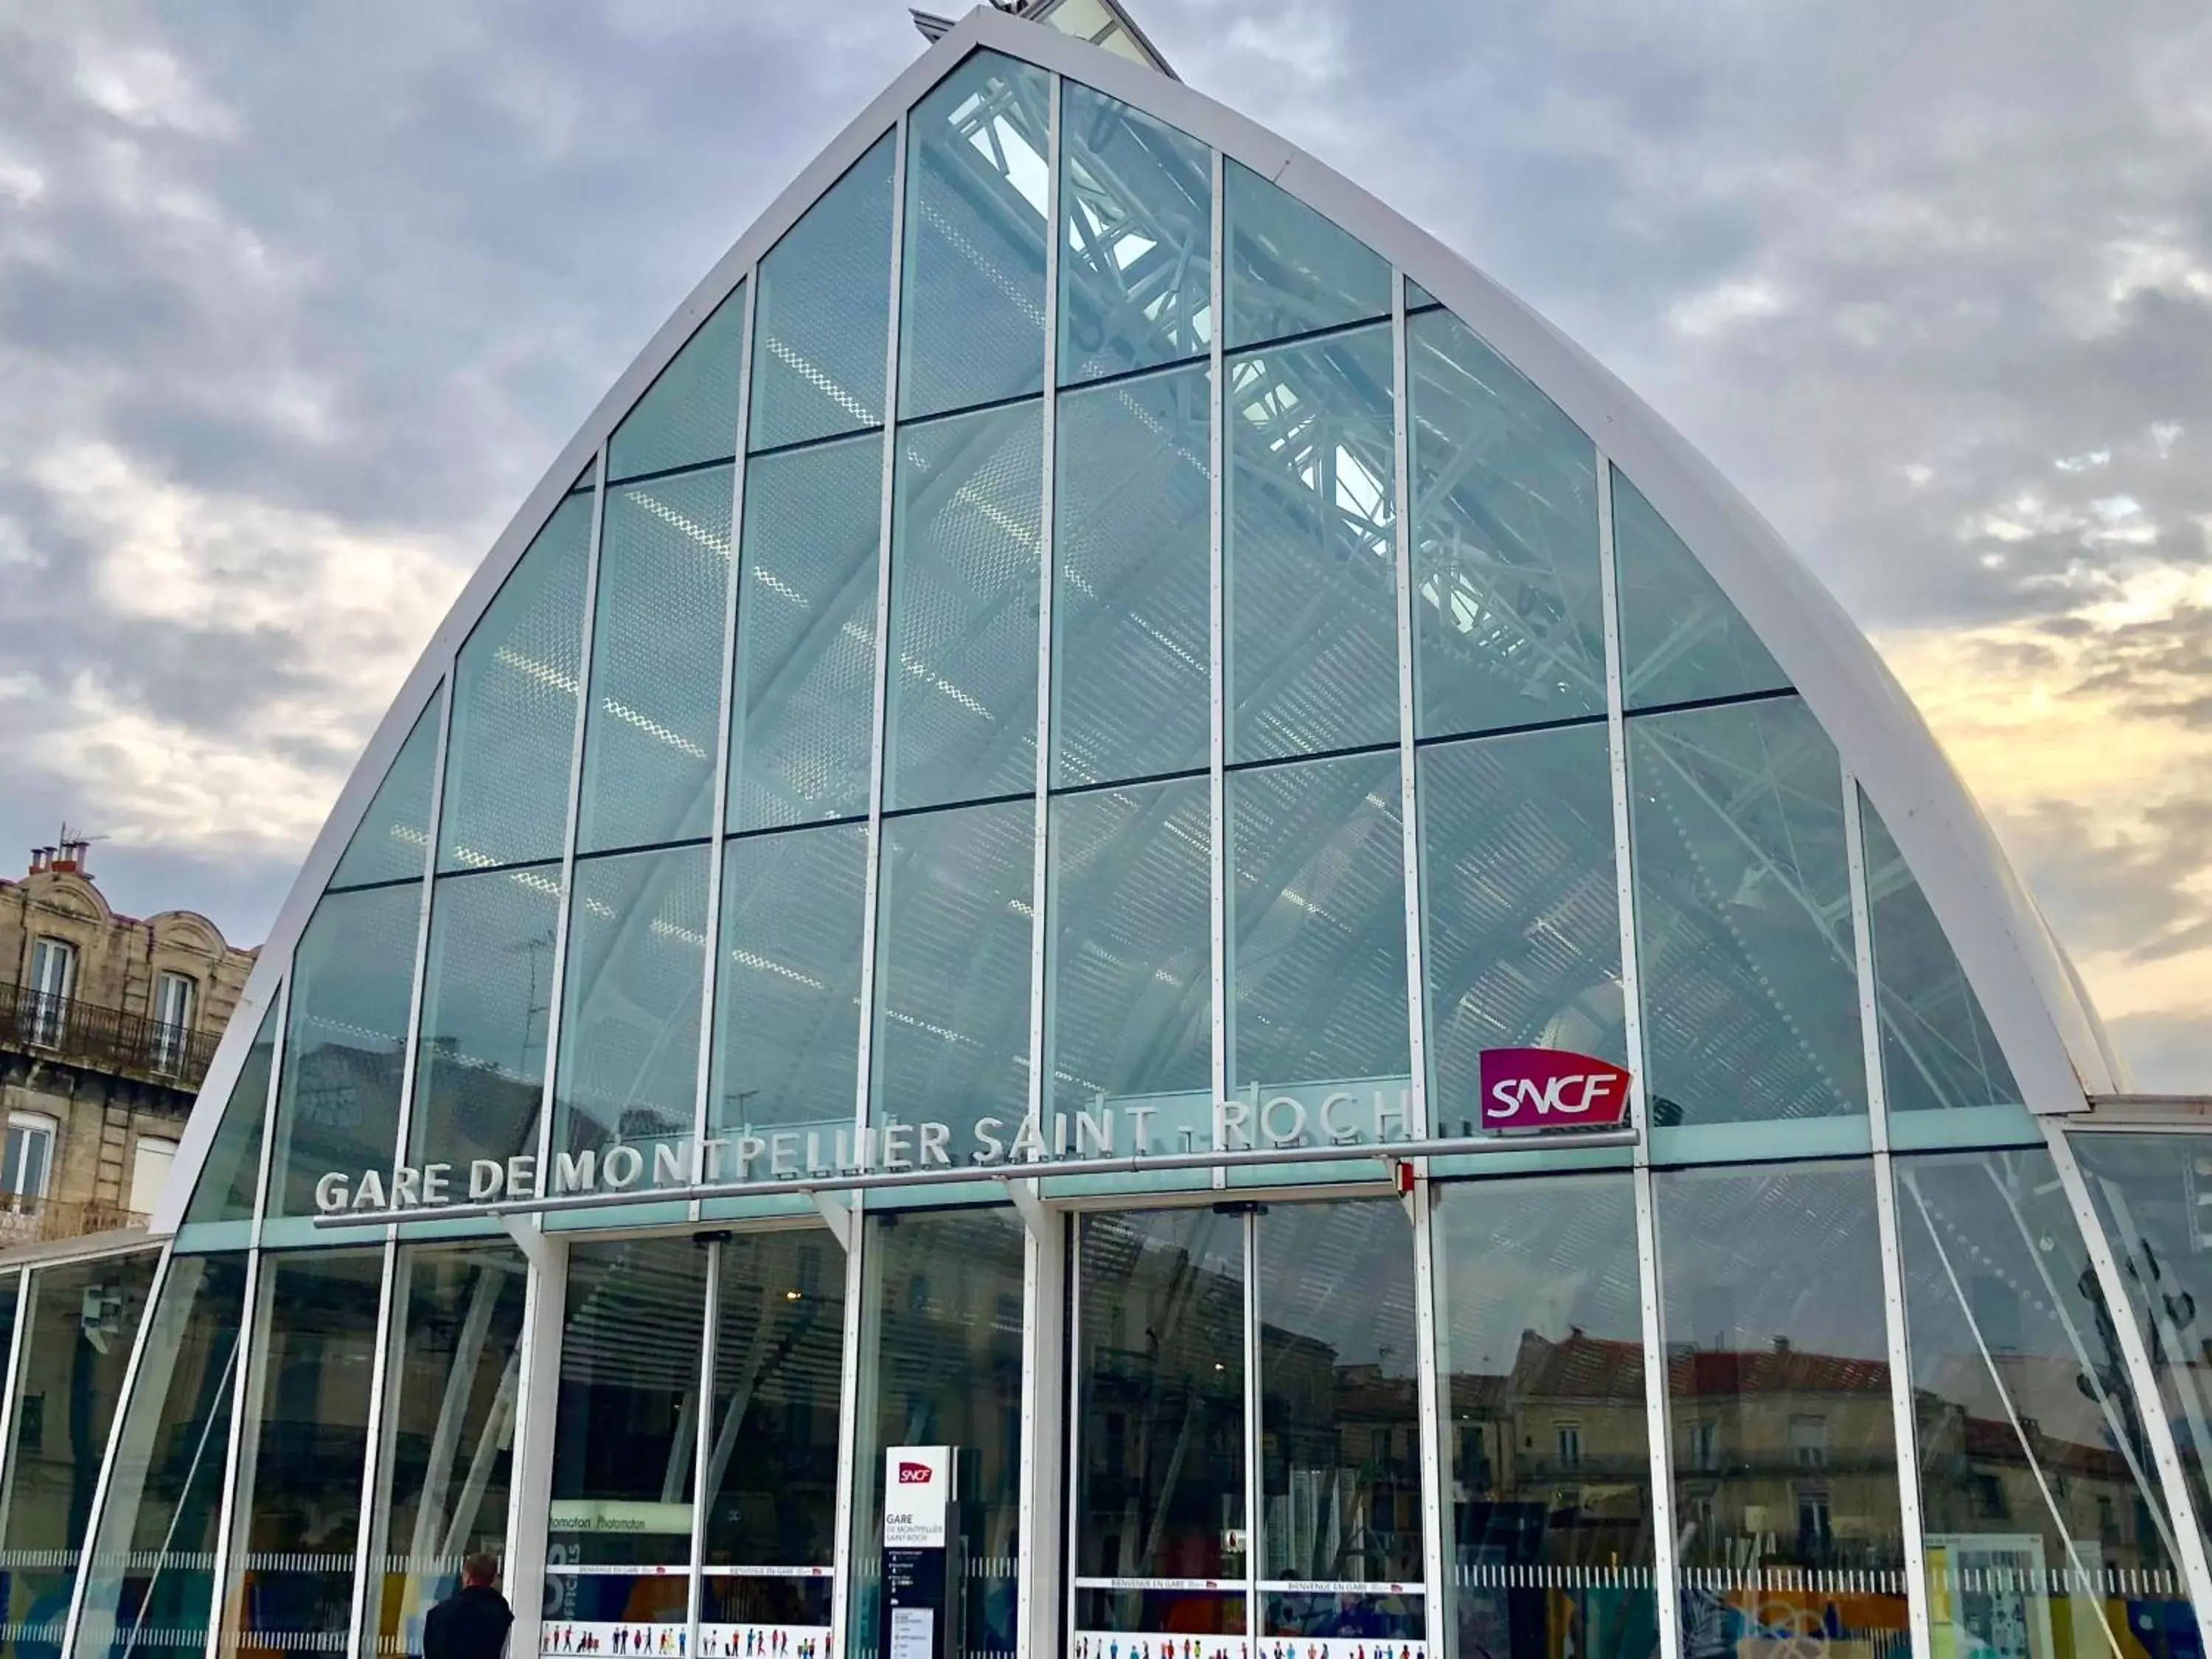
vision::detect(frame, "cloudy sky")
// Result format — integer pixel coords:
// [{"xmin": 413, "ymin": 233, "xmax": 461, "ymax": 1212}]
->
[{"xmin": 1, "ymin": 0, "xmax": 2208, "ymax": 1088}]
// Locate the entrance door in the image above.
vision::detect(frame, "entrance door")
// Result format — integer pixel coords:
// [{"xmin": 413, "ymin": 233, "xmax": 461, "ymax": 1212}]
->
[{"xmin": 1067, "ymin": 1200, "xmax": 1431, "ymax": 1659}]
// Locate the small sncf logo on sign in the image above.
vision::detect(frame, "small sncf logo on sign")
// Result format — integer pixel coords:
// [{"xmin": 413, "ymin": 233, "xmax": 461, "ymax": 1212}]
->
[
  {"xmin": 897, "ymin": 1461, "xmax": 934, "ymax": 1484},
  {"xmin": 1480, "ymin": 1048, "xmax": 1632, "ymax": 1130}
]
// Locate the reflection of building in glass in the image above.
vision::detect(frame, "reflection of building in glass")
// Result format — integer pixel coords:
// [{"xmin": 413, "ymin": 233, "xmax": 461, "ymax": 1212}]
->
[{"xmin": 11, "ymin": 7, "xmax": 2212, "ymax": 1659}]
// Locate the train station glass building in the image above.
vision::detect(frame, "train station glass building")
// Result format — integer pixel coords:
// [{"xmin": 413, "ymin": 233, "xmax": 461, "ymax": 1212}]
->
[{"xmin": 13, "ymin": 9, "xmax": 2212, "ymax": 1659}]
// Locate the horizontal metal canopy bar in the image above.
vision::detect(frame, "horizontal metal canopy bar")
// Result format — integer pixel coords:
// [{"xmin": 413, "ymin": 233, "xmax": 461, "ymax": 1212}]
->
[{"xmin": 310, "ymin": 1127, "xmax": 1638, "ymax": 1229}]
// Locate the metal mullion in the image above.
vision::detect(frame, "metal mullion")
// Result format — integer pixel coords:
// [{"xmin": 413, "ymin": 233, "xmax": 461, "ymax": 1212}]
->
[
  {"xmin": 1242, "ymin": 1209, "xmax": 1261, "ymax": 1654},
  {"xmin": 343, "ymin": 1237, "xmax": 404, "ymax": 1659},
  {"xmin": 218, "ymin": 1246, "xmax": 282, "ymax": 1659},
  {"xmin": 2045, "ymin": 1123, "xmax": 2212, "ymax": 1647},
  {"xmin": 694, "ymin": 278, "xmax": 760, "ymax": 1223},
  {"xmin": 854, "ymin": 111, "xmax": 908, "ymax": 1158},
  {"xmin": 1391, "ymin": 266, "xmax": 1450, "ymax": 1648},
  {"xmin": 690, "ymin": 1239, "xmax": 722, "ymax": 1649},
  {"xmin": 1013, "ymin": 81, "xmax": 1065, "ymax": 1659},
  {"xmin": 58, "ymin": 1247, "xmax": 174, "ymax": 1659},
  {"xmin": 1063, "ymin": 1219, "xmax": 1083, "ymax": 1659},
  {"xmin": 1600, "ymin": 451, "xmax": 1680, "ymax": 1659},
  {"xmin": 388, "ymin": 678, "xmax": 455, "ymax": 1203},
  {"xmin": 1843, "ymin": 770, "xmax": 1932, "ymax": 1656},
  {"xmin": 1208, "ymin": 146, "xmax": 1228, "ymax": 1188},
  {"xmin": 834, "ymin": 106, "xmax": 906, "ymax": 1659},
  {"xmin": 532, "ymin": 445, "xmax": 610, "ymax": 1193},
  {"xmin": 0, "ymin": 1263, "xmax": 32, "ymax": 1549}
]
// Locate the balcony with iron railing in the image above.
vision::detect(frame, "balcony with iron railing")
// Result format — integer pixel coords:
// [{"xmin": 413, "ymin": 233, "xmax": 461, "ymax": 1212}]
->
[{"xmin": 0, "ymin": 981, "xmax": 218, "ymax": 1091}]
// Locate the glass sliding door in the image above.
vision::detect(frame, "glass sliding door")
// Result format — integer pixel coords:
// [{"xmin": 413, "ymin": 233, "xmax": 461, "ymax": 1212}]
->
[
  {"xmin": 1652, "ymin": 1164, "xmax": 1910, "ymax": 1659},
  {"xmin": 363, "ymin": 1242, "xmax": 530, "ymax": 1656},
  {"xmin": 848, "ymin": 1209, "xmax": 1028, "ymax": 1659},
  {"xmin": 698, "ymin": 1229, "xmax": 846, "ymax": 1658},
  {"xmin": 77, "ymin": 1253, "xmax": 248, "ymax": 1659},
  {"xmin": 1254, "ymin": 1201, "xmax": 1427, "ymax": 1659},
  {"xmin": 221, "ymin": 1248, "xmax": 386, "ymax": 1659},
  {"xmin": 1430, "ymin": 1176, "xmax": 1656, "ymax": 1659},
  {"xmin": 1072, "ymin": 1210, "xmax": 1248, "ymax": 1659},
  {"xmin": 544, "ymin": 1239, "xmax": 709, "ymax": 1657},
  {"xmin": 0, "ymin": 1256, "xmax": 154, "ymax": 1659}
]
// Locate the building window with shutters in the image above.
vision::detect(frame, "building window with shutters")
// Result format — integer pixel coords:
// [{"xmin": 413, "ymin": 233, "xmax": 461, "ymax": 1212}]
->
[
  {"xmin": 152, "ymin": 971, "xmax": 195, "ymax": 1074},
  {"xmin": 26, "ymin": 936, "xmax": 74, "ymax": 1047},
  {"xmin": 0, "ymin": 1112, "xmax": 57, "ymax": 1208}
]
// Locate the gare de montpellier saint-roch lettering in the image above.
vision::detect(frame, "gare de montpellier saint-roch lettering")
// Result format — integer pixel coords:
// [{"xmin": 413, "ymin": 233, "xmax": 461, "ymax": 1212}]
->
[{"xmin": 312, "ymin": 1047, "xmax": 1633, "ymax": 1215}]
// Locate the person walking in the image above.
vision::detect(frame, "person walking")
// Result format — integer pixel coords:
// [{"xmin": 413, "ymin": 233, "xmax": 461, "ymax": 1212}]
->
[{"xmin": 425, "ymin": 1554, "xmax": 515, "ymax": 1659}]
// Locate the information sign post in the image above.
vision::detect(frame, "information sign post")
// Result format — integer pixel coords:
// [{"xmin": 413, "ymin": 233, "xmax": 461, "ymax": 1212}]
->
[{"xmin": 881, "ymin": 1446, "xmax": 957, "ymax": 1659}]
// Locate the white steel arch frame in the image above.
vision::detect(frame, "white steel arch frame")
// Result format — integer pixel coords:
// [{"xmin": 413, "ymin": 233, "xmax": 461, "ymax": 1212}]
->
[{"xmin": 159, "ymin": 6, "xmax": 2107, "ymax": 1234}]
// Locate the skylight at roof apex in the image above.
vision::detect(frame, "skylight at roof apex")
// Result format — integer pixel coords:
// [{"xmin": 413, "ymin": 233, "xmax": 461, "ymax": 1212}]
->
[{"xmin": 911, "ymin": 0, "xmax": 1180, "ymax": 80}]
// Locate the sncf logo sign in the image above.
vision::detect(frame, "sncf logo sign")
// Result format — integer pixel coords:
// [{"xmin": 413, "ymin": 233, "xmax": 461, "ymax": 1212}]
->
[
  {"xmin": 897, "ymin": 1462, "xmax": 934, "ymax": 1485},
  {"xmin": 1479, "ymin": 1048, "xmax": 1632, "ymax": 1131}
]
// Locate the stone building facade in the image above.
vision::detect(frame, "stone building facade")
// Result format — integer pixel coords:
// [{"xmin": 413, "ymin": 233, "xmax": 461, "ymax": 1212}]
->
[{"xmin": 0, "ymin": 838, "xmax": 255, "ymax": 1239}]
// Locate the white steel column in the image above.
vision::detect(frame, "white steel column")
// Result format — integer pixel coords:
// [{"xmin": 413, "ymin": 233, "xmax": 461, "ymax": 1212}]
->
[
  {"xmin": 1207, "ymin": 148, "xmax": 1228, "ymax": 1187},
  {"xmin": 216, "ymin": 1243, "xmax": 282, "ymax": 1659},
  {"xmin": 1391, "ymin": 270, "xmax": 1452, "ymax": 1654},
  {"xmin": 502, "ymin": 1226, "xmax": 570, "ymax": 1659},
  {"xmin": 1014, "ymin": 71, "xmax": 1068, "ymax": 1659},
  {"xmin": 693, "ymin": 279, "xmax": 761, "ymax": 1220},
  {"xmin": 1843, "ymin": 771, "xmax": 1933, "ymax": 1659},
  {"xmin": 1241, "ymin": 1211, "xmax": 1262, "ymax": 1652},
  {"xmin": 1062, "ymin": 1221, "xmax": 1084, "ymax": 1659},
  {"xmin": 689, "ymin": 1239, "xmax": 723, "ymax": 1652},
  {"xmin": 2045, "ymin": 1124, "xmax": 2212, "ymax": 1650},
  {"xmin": 0, "ymin": 1263, "xmax": 34, "ymax": 1560},
  {"xmin": 1599, "ymin": 453, "xmax": 1680, "ymax": 1659},
  {"xmin": 58, "ymin": 1247, "xmax": 175, "ymax": 1659}
]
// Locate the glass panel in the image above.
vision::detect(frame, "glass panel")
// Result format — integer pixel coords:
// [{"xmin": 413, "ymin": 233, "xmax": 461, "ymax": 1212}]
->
[
  {"xmin": 1629, "ymin": 698, "xmax": 1865, "ymax": 1136},
  {"xmin": 552, "ymin": 845, "xmax": 711, "ymax": 1177},
  {"xmin": 268, "ymin": 882, "xmax": 420, "ymax": 1218},
  {"xmin": 223, "ymin": 1248, "xmax": 385, "ymax": 1659},
  {"xmin": 1228, "ymin": 752, "xmax": 1410, "ymax": 1124},
  {"xmin": 709, "ymin": 822, "xmax": 866, "ymax": 1146},
  {"xmin": 847, "ymin": 1208, "xmax": 1027, "ymax": 1659},
  {"xmin": 1408, "ymin": 310, "xmax": 1604, "ymax": 740},
  {"xmin": 1226, "ymin": 324, "xmax": 1397, "ymax": 764},
  {"xmin": 2067, "ymin": 1131, "xmax": 2212, "ymax": 1539},
  {"xmin": 1860, "ymin": 793, "xmax": 2023, "ymax": 1120},
  {"xmin": 77, "ymin": 1255, "xmax": 248, "ymax": 1659},
  {"xmin": 1405, "ymin": 278, "xmax": 1440, "ymax": 311},
  {"xmin": 185, "ymin": 998, "xmax": 276, "ymax": 1226},
  {"xmin": 440, "ymin": 493, "xmax": 592, "ymax": 872},
  {"xmin": 899, "ymin": 52, "xmax": 1050, "ymax": 420},
  {"xmin": 729, "ymin": 432, "xmax": 883, "ymax": 831},
  {"xmin": 885, "ymin": 400, "xmax": 1043, "ymax": 812},
  {"xmin": 1611, "ymin": 469, "xmax": 1787, "ymax": 712},
  {"xmin": 872, "ymin": 798, "xmax": 1034, "ymax": 1147},
  {"xmin": 1047, "ymin": 779, "xmax": 1211, "ymax": 1147},
  {"xmin": 364, "ymin": 1243, "xmax": 530, "ymax": 1658},
  {"xmin": 1895, "ymin": 1148, "xmax": 2191, "ymax": 1659},
  {"xmin": 1059, "ymin": 83, "xmax": 1211, "ymax": 385},
  {"xmin": 1256, "ymin": 1199, "xmax": 1426, "ymax": 1646},
  {"xmin": 577, "ymin": 465, "xmax": 734, "ymax": 854},
  {"xmin": 698, "ymin": 1231, "xmax": 846, "ymax": 1653},
  {"xmin": 332, "ymin": 690, "xmax": 442, "ymax": 889},
  {"xmin": 609, "ymin": 280, "xmax": 745, "ymax": 482},
  {"xmin": 1222, "ymin": 159, "xmax": 1391, "ymax": 352},
  {"xmin": 1053, "ymin": 363, "xmax": 1210, "ymax": 787},
  {"xmin": 751, "ymin": 134, "xmax": 894, "ymax": 453},
  {"xmin": 1074, "ymin": 1210, "xmax": 1246, "ymax": 1655},
  {"xmin": 1419, "ymin": 725, "xmax": 1622, "ymax": 1137},
  {"xmin": 410, "ymin": 865, "xmax": 566, "ymax": 1175},
  {"xmin": 1, "ymin": 1258, "xmax": 151, "ymax": 1659},
  {"xmin": 546, "ymin": 1239, "xmax": 707, "ymax": 1647},
  {"xmin": 1653, "ymin": 1164, "xmax": 1908, "ymax": 1654},
  {"xmin": 1432, "ymin": 1175, "xmax": 1655, "ymax": 1659}
]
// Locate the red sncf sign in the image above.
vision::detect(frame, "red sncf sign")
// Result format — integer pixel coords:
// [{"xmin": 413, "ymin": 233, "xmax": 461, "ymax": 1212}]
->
[
  {"xmin": 1479, "ymin": 1048, "xmax": 1632, "ymax": 1130},
  {"xmin": 897, "ymin": 1461, "xmax": 934, "ymax": 1484}
]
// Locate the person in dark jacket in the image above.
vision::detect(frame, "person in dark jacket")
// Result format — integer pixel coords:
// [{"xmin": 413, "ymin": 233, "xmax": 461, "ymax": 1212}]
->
[{"xmin": 424, "ymin": 1554, "xmax": 515, "ymax": 1659}]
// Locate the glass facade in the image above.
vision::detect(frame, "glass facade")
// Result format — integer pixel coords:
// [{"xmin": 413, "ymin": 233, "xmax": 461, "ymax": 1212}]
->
[{"xmin": 61, "ymin": 27, "xmax": 2212, "ymax": 1659}]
